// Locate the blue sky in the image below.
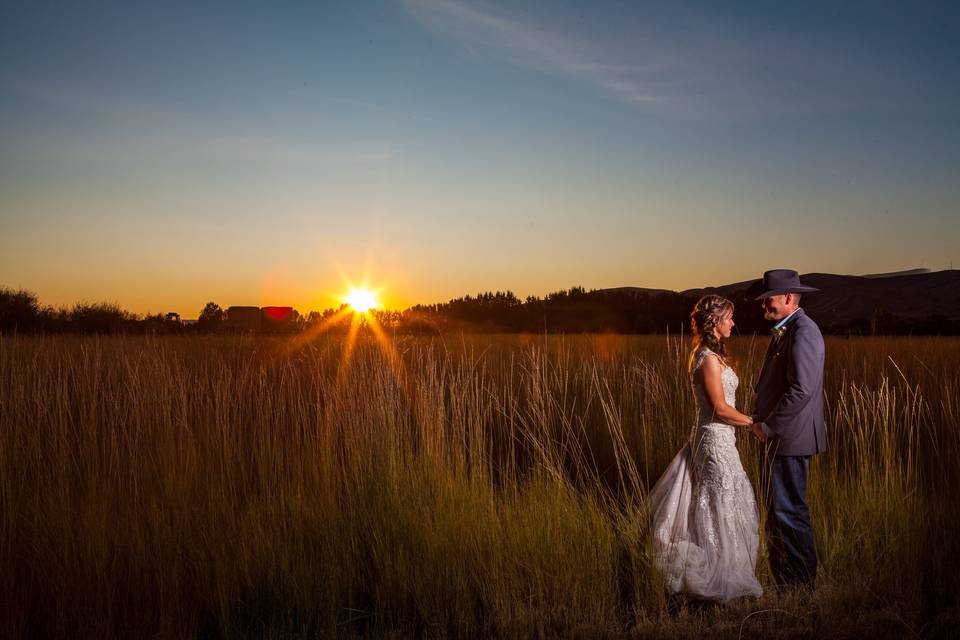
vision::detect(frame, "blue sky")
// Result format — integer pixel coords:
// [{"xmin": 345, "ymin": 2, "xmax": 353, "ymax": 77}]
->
[{"xmin": 1, "ymin": 0, "xmax": 958, "ymax": 314}]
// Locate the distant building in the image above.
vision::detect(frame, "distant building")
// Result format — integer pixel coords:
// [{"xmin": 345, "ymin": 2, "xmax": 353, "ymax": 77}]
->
[
  {"xmin": 165, "ymin": 312, "xmax": 181, "ymax": 324},
  {"xmin": 226, "ymin": 306, "xmax": 262, "ymax": 332},
  {"xmin": 262, "ymin": 306, "xmax": 298, "ymax": 332},
  {"xmin": 222, "ymin": 306, "xmax": 301, "ymax": 333}
]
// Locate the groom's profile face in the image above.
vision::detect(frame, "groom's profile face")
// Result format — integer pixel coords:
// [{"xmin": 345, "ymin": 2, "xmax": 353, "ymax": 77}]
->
[{"xmin": 761, "ymin": 295, "xmax": 790, "ymax": 322}]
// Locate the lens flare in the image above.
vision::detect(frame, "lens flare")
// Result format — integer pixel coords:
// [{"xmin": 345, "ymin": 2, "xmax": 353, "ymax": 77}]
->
[{"xmin": 345, "ymin": 288, "xmax": 378, "ymax": 313}]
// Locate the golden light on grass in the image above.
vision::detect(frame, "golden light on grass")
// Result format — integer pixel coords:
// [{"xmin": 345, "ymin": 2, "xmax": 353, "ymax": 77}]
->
[{"xmin": 3, "ymin": 334, "xmax": 959, "ymax": 636}]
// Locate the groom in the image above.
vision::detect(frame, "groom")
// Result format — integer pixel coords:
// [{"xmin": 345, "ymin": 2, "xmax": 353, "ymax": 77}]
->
[{"xmin": 748, "ymin": 269, "xmax": 827, "ymax": 590}]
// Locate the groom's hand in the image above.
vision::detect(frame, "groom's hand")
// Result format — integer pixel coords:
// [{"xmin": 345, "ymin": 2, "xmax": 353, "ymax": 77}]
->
[{"xmin": 748, "ymin": 422, "xmax": 768, "ymax": 443}]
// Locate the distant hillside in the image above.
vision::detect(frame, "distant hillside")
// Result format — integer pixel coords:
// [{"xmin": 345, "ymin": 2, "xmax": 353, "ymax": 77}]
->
[
  {"xmin": 674, "ymin": 269, "xmax": 960, "ymax": 331},
  {"xmin": 598, "ymin": 286, "xmax": 677, "ymax": 297},
  {"xmin": 679, "ymin": 279, "xmax": 756, "ymax": 298},
  {"xmin": 861, "ymin": 268, "xmax": 931, "ymax": 279}
]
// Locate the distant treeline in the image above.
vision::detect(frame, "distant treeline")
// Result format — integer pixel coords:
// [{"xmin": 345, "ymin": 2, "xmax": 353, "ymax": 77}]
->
[{"xmin": 2, "ymin": 286, "xmax": 958, "ymax": 336}]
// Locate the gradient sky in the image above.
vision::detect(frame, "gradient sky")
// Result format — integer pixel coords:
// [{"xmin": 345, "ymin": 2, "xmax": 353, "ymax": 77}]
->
[{"xmin": 2, "ymin": 0, "xmax": 958, "ymax": 316}]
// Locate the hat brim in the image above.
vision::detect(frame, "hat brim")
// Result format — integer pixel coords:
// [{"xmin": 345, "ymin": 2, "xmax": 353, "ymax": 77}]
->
[{"xmin": 754, "ymin": 285, "xmax": 820, "ymax": 300}]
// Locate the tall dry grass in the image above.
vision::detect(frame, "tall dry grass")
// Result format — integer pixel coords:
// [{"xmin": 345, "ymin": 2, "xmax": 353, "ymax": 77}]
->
[{"xmin": 1, "ymin": 333, "xmax": 958, "ymax": 638}]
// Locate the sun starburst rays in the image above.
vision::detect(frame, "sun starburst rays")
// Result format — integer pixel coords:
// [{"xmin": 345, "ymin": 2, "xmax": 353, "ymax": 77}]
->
[
  {"xmin": 282, "ymin": 274, "xmax": 405, "ymax": 395},
  {"xmin": 345, "ymin": 287, "xmax": 377, "ymax": 314}
]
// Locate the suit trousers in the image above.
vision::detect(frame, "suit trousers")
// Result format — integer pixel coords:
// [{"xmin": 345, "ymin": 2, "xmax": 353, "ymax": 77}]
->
[{"xmin": 762, "ymin": 454, "xmax": 817, "ymax": 589}]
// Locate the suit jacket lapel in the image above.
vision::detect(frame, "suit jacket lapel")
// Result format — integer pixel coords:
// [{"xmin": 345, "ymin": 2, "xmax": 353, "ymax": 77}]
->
[
  {"xmin": 755, "ymin": 308, "xmax": 805, "ymax": 393},
  {"xmin": 755, "ymin": 335, "xmax": 778, "ymax": 392}
]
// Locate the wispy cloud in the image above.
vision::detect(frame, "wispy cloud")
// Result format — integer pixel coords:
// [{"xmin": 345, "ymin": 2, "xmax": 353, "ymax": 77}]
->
[
  {"xmin": 403, "ymin": 0, "xmax": 668, "ymax": 106},
  {"xmin": 402, "ymin": 0, "xmax": 940, "ymax": 119}
]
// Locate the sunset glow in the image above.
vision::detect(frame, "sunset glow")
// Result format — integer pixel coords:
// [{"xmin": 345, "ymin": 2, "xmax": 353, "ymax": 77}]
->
[
  {"xmin": 345, "ymin": 288, "xmax": 378, "ymax": 314},
  {"xmin": 0, "ymin": 2, "xmax": 956, "ymax": 317}
]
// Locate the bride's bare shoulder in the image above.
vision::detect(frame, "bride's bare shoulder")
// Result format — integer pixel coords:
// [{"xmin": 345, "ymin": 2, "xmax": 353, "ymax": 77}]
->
[
  {"xmin": 692, "ymin": 350, "xmax": 723, "ymax": 380},
  {"xmin": 701, "ymin": 352, "xmax": 724, "ymax": 372}
]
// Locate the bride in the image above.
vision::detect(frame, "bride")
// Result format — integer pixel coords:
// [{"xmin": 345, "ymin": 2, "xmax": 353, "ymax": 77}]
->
[{"xmin": 648, "ymin": 295, "xmax": 764, "ymax": 603}]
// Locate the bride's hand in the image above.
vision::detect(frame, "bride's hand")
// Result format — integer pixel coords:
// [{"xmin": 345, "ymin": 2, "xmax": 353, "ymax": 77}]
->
[{"xmin": 748, "ymin": 422, "xmax": 768, "ymax": 443}]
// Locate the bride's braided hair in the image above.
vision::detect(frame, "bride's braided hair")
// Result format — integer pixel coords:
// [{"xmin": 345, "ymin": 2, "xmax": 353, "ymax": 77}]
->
[{"xmin": 689, "ymin": 295, "xmax": 734, "ymax": 373}]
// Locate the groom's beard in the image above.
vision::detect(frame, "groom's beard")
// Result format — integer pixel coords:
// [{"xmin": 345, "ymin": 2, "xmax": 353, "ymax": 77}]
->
[{"xmin": 763, "ymin": 307, "xmax": 786, "ymax": 322}]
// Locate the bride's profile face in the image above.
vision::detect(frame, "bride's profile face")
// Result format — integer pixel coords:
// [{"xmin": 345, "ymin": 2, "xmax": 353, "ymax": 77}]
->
[{"xmin": 714, "ymin": 310, "xmax": 734, "ymax": 339}]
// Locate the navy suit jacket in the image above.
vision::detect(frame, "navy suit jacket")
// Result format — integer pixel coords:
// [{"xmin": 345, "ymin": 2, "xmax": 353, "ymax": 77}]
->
[{"xmin": 754, "ymin": 308, "xmax": 828, "ymax": 457}]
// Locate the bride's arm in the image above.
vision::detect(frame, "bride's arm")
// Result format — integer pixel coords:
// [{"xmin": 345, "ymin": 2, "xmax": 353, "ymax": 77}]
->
[{"xmin": 695, "ymin": 355, "xmax": 754, "ymax": 427}]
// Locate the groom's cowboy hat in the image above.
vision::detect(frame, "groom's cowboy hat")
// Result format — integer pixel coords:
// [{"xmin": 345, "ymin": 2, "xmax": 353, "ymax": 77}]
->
[{"xmin": 753, "ymin": 269, "xmax": 820, "ymax": 300}]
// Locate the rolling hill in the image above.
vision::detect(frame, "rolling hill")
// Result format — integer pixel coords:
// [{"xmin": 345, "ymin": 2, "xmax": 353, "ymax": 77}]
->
[{"xmin": 678, "ymin": 269, "xmax": 960, "ymax": 328}]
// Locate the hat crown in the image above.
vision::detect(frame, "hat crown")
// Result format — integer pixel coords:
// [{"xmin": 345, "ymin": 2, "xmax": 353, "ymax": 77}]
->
[
  {"xmin": 762, "ymin": 269, "xmax": 801, "ymax": 290},
  {"xmin": 754, "ymin": 268, "xmax": 819, "ymax": 300}
]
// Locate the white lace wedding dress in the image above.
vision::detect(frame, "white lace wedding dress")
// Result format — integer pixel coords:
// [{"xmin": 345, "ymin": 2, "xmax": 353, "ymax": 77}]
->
[{"xmin": 648, "ymin": 349, "xmax": 763, "ymax": 602}]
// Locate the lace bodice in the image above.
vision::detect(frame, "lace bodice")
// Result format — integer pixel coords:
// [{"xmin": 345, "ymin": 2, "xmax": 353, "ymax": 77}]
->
[{"xmin": 691, "ymin": 349, "xmax": 739, "ymax": 428}]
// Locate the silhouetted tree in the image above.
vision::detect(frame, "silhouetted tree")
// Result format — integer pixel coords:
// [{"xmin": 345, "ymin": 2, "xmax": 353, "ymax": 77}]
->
[
  {"xmin": 0, "ymin": 287, "xmax": 42, "ymax": 333},
  {"xmin": 37, "ymin": 305, "xmax": 70, "ymax": 333},
  {"xmin": 69, "ymin": 302, "xmax": 132, "ymax": 333},
  {"xmin": 197, "ymin": 302, "xmax": 225, "ymax": 333}
]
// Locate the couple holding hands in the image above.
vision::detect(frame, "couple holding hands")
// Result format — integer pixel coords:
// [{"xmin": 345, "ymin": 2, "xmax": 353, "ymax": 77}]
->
[{"xmin": 650, "ymin": 269, "xmax": 827, "ymax": 603}]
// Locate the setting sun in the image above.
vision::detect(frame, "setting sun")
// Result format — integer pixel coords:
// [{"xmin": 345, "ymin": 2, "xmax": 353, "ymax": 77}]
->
[{"xmin": 345, "ymin": 287, "xmax": 378, "ymax": 313}]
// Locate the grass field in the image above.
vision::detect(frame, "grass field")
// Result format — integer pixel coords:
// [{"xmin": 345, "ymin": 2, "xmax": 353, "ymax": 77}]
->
[{"xmin": 2, "ymin": 333, "xmax": 958, "ymax": 638}]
